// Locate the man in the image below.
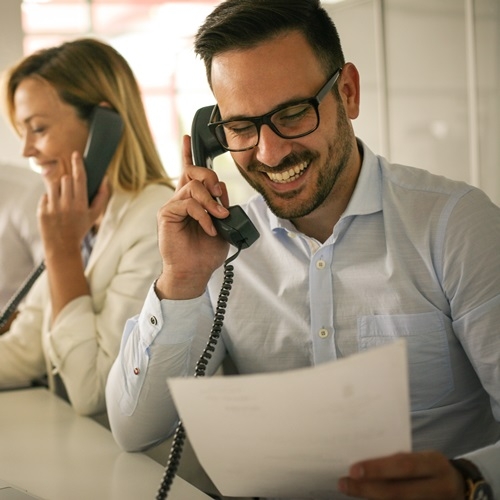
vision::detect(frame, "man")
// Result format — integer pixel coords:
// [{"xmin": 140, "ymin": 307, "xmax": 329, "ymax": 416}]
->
[{"xmin": 106, "ymin": 1, "xmax": 500, "ymax": 498}]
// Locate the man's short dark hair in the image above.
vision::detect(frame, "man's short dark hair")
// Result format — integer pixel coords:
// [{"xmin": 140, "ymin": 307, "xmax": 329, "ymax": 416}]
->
[{"xmin": 194, "ymin": 0, "xmax": 345, "ymax": 87}]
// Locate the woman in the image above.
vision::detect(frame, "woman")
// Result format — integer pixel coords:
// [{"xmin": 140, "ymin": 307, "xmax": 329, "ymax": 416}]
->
[{"xmin": 0, "ymin": 38, "xmax": 175, "ymax": 418}]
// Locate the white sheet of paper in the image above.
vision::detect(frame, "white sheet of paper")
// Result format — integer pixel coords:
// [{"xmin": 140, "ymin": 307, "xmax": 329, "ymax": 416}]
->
[
  {"xmin": 169, "ymin": 475, "xmax": 212, "ymax": 500},
  {"xmin": 168, "ymin": 340, "xmax": 411, "ymax": 499}
]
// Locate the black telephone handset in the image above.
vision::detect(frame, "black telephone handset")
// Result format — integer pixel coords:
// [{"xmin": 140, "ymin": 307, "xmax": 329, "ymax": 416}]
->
[
  {"xmin": 0, "ymin": 107, "xmax": 124, "ymax": 330},
  {"xmin": 191, "ymin": 105, "xmax": 259, "ymax": 249},
  {"xmin": 84, "ymin": 106, "xmax": 124, "ymax": 203}
]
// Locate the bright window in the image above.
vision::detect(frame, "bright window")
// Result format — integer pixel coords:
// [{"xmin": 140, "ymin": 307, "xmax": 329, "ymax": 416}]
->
[{"xmin": 21, "ymin": 0, "xmax": 255, "ymax": 203}]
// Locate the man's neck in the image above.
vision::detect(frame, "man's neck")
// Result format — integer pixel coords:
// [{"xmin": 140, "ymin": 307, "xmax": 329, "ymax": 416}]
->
[
  {"xmin": 291, "ymin": 203, "xmax": 343, "ymax": 243},
  {"xmin": 292, "ymin": 145, "xmax": 363, "ymax": 243}
]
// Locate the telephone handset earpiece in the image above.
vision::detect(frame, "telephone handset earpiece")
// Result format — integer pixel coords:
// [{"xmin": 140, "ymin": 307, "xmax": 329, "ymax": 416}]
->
[
  {"xmin": 84, "ymin": 106, "xmax": 124, "ymax": 203},
  {"xmin": 191, "ymin": 105, "xmax": 259, "ymax": 249}
]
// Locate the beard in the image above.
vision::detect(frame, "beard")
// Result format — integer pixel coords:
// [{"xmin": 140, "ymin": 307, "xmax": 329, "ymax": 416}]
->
[{"xmin": 234, "ymin": 102, "xmax": 354, "ymax": 220}]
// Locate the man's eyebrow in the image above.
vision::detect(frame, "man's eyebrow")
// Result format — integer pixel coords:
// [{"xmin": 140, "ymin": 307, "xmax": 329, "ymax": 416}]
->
[{"xmin": 220, "ymin": 95, "xmax": 313, "ymax": 122}]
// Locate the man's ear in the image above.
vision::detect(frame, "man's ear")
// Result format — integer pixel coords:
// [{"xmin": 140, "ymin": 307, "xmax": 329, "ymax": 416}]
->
[{"xmin": 338, "ymin": 63, "xmax": 360, "ymax": 120}]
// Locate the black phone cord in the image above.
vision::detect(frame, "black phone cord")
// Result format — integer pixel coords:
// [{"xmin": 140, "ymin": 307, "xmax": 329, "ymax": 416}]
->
[
  {"xmin": 155, "ymin": 245, "xmax": 242, "ymax": 500},
  {"xmin": 0, "ymin": 261, "xmax": 45, "ymax": 330}
]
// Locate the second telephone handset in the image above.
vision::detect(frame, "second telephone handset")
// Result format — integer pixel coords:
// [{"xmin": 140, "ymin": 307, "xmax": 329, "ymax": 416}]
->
[
  {"xmin": 191, "ymin": 105, "xmax": 259, "ymax": 249},
  {"xmin": 84, "ymin": 106, "xmax": 124, "ymax": 203}
]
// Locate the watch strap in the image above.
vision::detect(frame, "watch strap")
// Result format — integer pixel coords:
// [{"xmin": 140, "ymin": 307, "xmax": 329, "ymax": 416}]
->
[{"xmin": 450, "ymin": 458, "xmax": 493, "ymax": 500}]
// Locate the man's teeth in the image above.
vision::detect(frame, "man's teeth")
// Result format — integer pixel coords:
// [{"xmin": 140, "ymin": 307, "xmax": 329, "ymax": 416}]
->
[{"xmin": 266, "ymin": 162, "xmax": 307, "ymax": 183}]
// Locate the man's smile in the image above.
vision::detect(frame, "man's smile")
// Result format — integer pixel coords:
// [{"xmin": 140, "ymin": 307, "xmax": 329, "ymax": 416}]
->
[{"xmin": 264, "ymin": 161, "xmax": 309, "ymax": 184}]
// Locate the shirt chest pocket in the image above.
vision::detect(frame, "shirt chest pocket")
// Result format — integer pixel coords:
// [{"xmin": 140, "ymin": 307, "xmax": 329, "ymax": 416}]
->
[{"xmin": 358, "ymin": 312, "xmax": 453, "ymax": 411}]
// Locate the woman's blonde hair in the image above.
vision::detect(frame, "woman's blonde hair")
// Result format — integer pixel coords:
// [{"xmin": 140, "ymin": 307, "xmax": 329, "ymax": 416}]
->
[{"xmin": 3, "ymin": 37, "xmax": 174, "ymax": 192}]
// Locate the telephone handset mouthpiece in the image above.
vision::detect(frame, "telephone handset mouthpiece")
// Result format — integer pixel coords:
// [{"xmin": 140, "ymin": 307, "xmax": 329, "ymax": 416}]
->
[{"xmin": 191, "ymin": 105, "xmax": 259, "ymax": 249}]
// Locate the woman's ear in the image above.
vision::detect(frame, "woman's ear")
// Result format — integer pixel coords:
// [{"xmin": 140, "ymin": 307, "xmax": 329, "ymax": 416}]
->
[{"xmin": 338, "ymin": 63, "xmax": 360, "ymax": 120}]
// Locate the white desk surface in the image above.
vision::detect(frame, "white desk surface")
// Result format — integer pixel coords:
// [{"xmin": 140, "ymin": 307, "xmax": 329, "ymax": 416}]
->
[{"xmin": 0, "ymin": 387, "xmax": 210, "ymax": 500}]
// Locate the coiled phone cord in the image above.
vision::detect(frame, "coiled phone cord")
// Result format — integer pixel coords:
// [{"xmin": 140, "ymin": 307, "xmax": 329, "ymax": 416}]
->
[
  {"xmin": 0, "ymin": 261, "xmax": 46, "ymax": 330},
  {"xmin": 155, "ymin": 245, "xmax": 242, "ymax": 500}
]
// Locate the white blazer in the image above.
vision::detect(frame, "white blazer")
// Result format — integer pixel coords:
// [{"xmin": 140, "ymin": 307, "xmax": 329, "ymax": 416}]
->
[{"xmin": 0, "ymin": 183, "xmax": 173, "ymax": 416}]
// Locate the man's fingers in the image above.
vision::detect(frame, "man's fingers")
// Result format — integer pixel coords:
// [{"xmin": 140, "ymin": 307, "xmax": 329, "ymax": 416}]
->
[
  {"xmin": 180, "ymin": 134, "xmax": 227, "ymax": 201},
  {"xmin": 351, "ymin": 452, "xmax": 451, "ymax": 480},
  {"xmin": 338, "ymin": 452, "xmax": 464, "ymax": 500},
  {"xmin": 173, "ymin": 178, "xmax": 229, "ymax": 217}
]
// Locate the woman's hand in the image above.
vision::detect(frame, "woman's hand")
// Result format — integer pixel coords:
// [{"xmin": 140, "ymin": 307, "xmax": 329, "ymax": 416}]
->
[
  {"xmin": 38, "ymin": 151, "xmax": 109, "ymax": 258},
  {"xmin": 38, "ymin": 151, "xmax": 110, "ymax": 320}
]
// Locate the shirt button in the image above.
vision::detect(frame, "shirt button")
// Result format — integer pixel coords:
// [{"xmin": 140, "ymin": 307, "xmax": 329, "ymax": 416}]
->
[
  {"xmin": 318, "ymin": 328, "xmax": 329, "ymax": 338},
  {"xmin": 133, "ymin": 367, "xmax": 140, "ymax": 375},
  {"xmin": 316, "ymin": 259, "xmax": 326, "ymax": 270},
  {"xmin": 150, "ymin": 315, "xmax": 158, "ymax": 326}
]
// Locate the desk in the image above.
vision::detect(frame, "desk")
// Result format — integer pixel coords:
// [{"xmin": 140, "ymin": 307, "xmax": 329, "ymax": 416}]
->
[{"xmin": 0, "ymin": 388, "xmax": 210, "ymax": 500}]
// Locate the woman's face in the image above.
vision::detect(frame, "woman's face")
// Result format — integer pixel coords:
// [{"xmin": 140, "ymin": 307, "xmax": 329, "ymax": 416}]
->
[{"xmin": 14, "ymin": 77, "xmax": 89, "ymax": 186}]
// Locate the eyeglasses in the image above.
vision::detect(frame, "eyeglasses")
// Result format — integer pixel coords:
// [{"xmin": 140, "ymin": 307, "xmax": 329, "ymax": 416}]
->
[{"xmin": 208, "ymin": 68, "xmax": 341, "ymax": 152}]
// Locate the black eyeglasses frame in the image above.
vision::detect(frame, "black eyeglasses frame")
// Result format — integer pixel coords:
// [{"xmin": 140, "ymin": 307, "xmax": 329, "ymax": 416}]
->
[{"xmin": 208, "ymin": 68, "xmax": 342, "ymax": 152}]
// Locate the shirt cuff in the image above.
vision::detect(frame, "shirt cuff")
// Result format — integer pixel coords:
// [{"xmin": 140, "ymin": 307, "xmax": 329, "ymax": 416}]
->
[
  {"xmin": 138, "ymin": 283, "xmax": 207, "ymax": 346},
  {"xmin": 459, "ymin": 441, "xmax": 500, "ymax": 494}
]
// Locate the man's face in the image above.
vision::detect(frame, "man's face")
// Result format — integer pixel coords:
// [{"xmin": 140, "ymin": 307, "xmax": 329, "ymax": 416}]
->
[{"xmin": 210, "ymin": 31, "xmax": 358, "ymax": 221}]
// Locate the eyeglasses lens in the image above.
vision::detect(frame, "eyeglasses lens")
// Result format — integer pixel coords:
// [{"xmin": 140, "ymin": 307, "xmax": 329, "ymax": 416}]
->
[{"xmin": 216, "ymin": 102, "xmax": 319, "ymax": 152}]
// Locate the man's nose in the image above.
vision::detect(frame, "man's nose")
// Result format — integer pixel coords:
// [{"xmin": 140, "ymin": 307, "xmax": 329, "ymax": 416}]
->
[{"xmin": 255, "ymin": 124, "xmax": 293, "ymax": 168}]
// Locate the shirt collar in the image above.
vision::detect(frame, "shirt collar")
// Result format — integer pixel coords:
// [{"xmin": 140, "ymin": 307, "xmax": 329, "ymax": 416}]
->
[{"xmin": 343, "ymin": 139, "xmax": 382, "ymax": 218}]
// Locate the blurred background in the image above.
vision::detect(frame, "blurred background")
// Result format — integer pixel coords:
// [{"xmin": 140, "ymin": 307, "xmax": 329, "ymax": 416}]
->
[{"xmin": 0, "ymin": 0, "xmax": 498, "ymax": 206}]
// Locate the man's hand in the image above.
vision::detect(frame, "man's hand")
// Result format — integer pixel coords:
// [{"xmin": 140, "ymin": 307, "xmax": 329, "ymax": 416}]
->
[
  {"xmin": 155, "ymin": 135, "xmax": 231, "ymax": 300},
  {"xmin": 338, "ymin": 451, "xmax": 465, "ymax": 499}
]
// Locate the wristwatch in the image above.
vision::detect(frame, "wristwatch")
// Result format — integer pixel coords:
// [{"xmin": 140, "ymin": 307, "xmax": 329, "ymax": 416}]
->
[{"xmin": 450, "ymin": 458, "xmax": 494, "ymax": 500}]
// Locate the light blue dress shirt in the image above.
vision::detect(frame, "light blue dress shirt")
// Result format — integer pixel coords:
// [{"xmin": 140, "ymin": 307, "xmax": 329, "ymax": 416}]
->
[{"xmin": 106, "ymin": 141, "xmax": 500, "ymax": 494}]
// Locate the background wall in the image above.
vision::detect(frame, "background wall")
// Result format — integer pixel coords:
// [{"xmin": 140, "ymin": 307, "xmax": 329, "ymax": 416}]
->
[
  {"xmin": 326, "ymin": 0, "xmax": 500, "ymax": 205},
  {"xmin": 0, "ymin": 0, "xmax": 25, "ymax": 167}
]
